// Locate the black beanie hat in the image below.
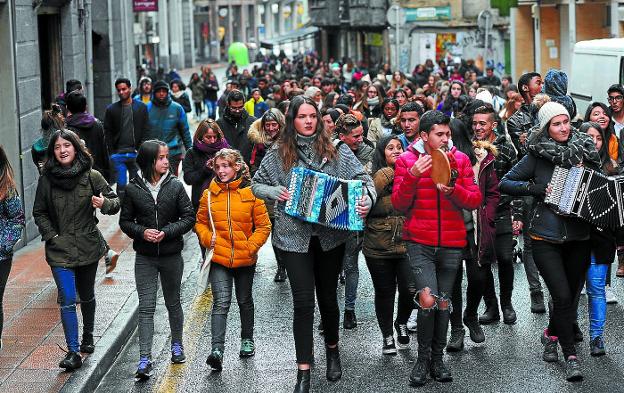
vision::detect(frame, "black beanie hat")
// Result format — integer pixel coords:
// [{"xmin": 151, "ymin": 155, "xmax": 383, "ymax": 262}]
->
[{"xmin": 153, "ymin": 80, "xmax": 169, "ymax": 92}]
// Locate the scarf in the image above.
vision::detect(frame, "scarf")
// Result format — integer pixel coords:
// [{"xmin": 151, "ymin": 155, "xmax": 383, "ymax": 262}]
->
[
  {"xmin": 46, "ymin": 153, "xmax": 92, "ymax": 190},
  {"xmin": 367, "ymin": 97, "xmax": 380, "ymax": 107},
  {"xmin": 296, "ymin": 134, "xmax": 323, "ymax": 170},
  {"xmin": 381, "ymin": 116, "xmax": 394, "ymax": 131},
  {"xmin": 528, "ymin": 129, "xmax": 601, "ymax": 169},
  {"xmin": 194, "ymin": 138, "xmax": 230, "ymax": 156}
]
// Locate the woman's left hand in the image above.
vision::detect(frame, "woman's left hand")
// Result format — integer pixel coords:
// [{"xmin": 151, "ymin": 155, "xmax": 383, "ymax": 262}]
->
[
  {"xmin": 92, "ymin": 193, "xmax": 104, "ymax": 209},
  {"xmin": 356, "ymin": 195, "xmax": 372, "ymax": 219}
]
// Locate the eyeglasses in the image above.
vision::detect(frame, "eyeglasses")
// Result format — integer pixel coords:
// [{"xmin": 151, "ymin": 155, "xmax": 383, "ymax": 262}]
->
[{"xmin": 608, "ymin": 95, "xmax": 624, "ymax": 103}]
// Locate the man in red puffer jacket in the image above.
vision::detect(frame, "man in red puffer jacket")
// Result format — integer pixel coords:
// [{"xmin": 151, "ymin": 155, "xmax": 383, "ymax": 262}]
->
[{"xmin": 392, "ymin": 110, "xmax": 481, "ymax": 388}]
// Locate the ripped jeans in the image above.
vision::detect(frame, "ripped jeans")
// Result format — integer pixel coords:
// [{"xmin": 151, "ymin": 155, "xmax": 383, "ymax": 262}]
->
[{"xmin": 406, "ymin": 242, "xmax": 462, "ymax": 361}]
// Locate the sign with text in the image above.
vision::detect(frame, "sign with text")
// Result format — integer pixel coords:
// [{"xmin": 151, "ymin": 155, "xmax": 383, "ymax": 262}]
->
[
  {"xmin": 134, "ymin": 0, "xmax": 158, "ymax": 12},
  {"xmin": 405, "ymin": 6, "xmax": 451, "ymax": 21}
]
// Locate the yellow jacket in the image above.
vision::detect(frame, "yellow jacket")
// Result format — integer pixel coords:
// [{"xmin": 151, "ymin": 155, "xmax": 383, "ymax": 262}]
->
[{"xmin": 195, "ymin": 176, "xmax": 271, "ymax": 268}]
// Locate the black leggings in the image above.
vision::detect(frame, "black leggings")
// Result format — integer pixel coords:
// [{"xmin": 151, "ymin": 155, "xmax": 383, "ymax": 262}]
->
[
  {"xmin": 532, "ymin": 239, "xmax": 590, "ymax": 358},
  {"xmin": 365, "ymin": 256, "xmax": 413, "ymax": 338},
  {"xmin": 280, "ymin": 237, "xmax": 345, "ymax": 364},
  {"xmin": 193, "ymin": 102, "xmax": 203, "ymax": 117},
  {"xmin": 483, "ymin": 218, "xmax": 515, "ymax": 306},
  {"xmin": 0, "ymin": 260, "xmax": 12, "ymax": 340}
]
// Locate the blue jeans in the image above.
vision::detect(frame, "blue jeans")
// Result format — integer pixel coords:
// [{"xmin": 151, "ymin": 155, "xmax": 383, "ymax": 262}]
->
[
  {"xmin": 110, "ymin": 152, "xmax": 138, "ymax": 192},
  {"xmin": 204, "ymin": 99, "xmax": 217, "ymax": 119},
  {"xmin": 406, "ymin": 242, "xmax": 462, "ymax": 360},
  {"xmin": 209, "ymin": 263, "xmax": 255, "ymax": 350},
  {"xmin": 586, "ymin": 254, "xmax": 608, "ymax": 339},
  {"xmin": 51, "ymin": 263, "xmax": 98, "ymax": 352},
  {"xmin": 343, "ymin": 233, "xmax": 362, "ymax": 311}
]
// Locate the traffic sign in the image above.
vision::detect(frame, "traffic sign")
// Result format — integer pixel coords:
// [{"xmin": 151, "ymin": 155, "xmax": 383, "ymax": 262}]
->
[{"xmin": 386, "ymin": 5, "xmax": 406, "ymax": 26}]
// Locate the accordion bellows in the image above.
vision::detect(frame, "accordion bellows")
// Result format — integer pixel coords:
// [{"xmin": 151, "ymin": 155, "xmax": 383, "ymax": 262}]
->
[
  {"xmin": 285, "ymin": 167, "xmax": 365, "ymax": 231},
  {"xmin": 545, "ymin": 166, "xmax": 624, "ymax": 229}
]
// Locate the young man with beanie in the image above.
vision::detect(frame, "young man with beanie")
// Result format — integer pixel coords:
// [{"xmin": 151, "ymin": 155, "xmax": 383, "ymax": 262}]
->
[
  {"xmin": 392, "ymin": 110, "xmax": 481, "ymax": 387},
  {"xmin": 147, "ymin": 80, "xmax": 192, "ymax": 176},
  {"xmin": 506, "ymin": 71, "xmax": 547, "ymax": 314}
]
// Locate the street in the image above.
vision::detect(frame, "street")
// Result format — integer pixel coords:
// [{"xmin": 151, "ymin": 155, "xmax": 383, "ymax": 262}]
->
[{"xmin": 94, "ymin": 234, "xmax": 624, "ymax": 393}]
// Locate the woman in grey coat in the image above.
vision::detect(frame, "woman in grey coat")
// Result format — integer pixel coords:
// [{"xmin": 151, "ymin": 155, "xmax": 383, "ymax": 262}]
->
[{"xmin": 252, "ymin": 96, "xmax": 376, "ymax": 392}]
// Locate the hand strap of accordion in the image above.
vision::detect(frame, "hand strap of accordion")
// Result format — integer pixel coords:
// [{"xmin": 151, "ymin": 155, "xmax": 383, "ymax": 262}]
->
[{"xmin": 207, "ymin": 191, "xmax": 216, "ymax": 246}]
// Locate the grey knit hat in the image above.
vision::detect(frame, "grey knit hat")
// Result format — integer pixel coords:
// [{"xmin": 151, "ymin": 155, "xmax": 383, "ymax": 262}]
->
[{"xmin": 538, "ymin": 102, "xmax": 569, "ymax": 131}]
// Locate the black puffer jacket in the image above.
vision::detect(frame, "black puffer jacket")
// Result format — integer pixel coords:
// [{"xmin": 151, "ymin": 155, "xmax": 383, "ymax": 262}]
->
[
  {"xmin": 120, "ymin": 173, "xmax": 195, "ymax": 256},
  {"xmin": 500, "ymin": 153, "xmax": 590, "ymax": 243},
  {"xmin": 217, "ymin": 110, "xmax": 257, "ymax": 165}
]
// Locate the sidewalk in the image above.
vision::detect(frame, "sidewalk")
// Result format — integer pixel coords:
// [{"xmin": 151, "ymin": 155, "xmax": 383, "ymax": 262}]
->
[{"xmin": 0, "ymin": 212, "xmax": 137, "ymax": 393}]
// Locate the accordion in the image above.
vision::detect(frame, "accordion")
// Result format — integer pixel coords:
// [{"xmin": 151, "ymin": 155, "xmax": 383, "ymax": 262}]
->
[
  {"xmin": 285, "ymin": 167, "xmax": 365, "ymax": 231},
  {"xmin": 545, "ymin": 166, "xmax": 624, "ymax": 228}
]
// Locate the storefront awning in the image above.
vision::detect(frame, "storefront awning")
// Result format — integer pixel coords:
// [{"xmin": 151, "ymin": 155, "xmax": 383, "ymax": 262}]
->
[{"xmin": 261, "ymin": 26, "xmax": 319, "ymax": 48}]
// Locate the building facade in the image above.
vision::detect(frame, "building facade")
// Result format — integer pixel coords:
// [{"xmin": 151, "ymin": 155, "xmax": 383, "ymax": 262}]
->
[{"xmin": 510, "ymin": 0, "xmax": 623, "ymax": 80}]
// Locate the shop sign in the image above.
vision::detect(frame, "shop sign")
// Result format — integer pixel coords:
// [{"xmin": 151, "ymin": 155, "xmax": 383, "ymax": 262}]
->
[
  {"xmin": 405, "ymin": 6, "xmax": 451, "ymax": 21},
  {"xmin": 134, "ymin": 0, "xmax": 158, "ymax": 12}
]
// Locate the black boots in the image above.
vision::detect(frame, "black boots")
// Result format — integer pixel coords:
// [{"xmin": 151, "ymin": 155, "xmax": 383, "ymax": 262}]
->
[
  {"xmin": 274, "ymin": 265, "xmax": 287, "ymax": 282},
  {"xmin": 463, "ymin": 313, "xmax": 485, "ymax": 343},
  {"xmin": 326, "ymin": 345, "xmax": 342, "ymax": 381},
  {"xmin": 293, "ymin": 369, "xmax": 311, "ymax": 393},
  {"xmin": 59, "ymin": 351, "xmax": 82, "ymax": 370},
  {"xmin": 343, "ymin": 310, "xmax": 357, "ymax": 329},
  {"xmin": 446, "ymin": 328, "xmax": 465, "ymax": 352},
  {"xmin": 80, "ymin": 333, "xmax": 95, "ymax": 354},
  {"xmin": 430, "ymin": 358, "xmax": 453, "ymax": 382},
  {"xmin": 501, "ymin": 299, "xmax": 517, "ymax": 325},
  {"xmin": 479, "ymin": 298, "xmax": 501, "ymax": 324},
  {"xmin": 409, "ymin": 358, "xmax": 430, "ymax": 387}
]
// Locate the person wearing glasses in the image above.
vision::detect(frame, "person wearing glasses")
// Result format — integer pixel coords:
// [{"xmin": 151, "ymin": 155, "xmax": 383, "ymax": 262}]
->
[
  {"xmin": 607, "ymin": 84, "xmax": 624, "ymax": 137},
  {"xmin": 217, "ymin": 90, "xmax": 257, "ymax": 166}
]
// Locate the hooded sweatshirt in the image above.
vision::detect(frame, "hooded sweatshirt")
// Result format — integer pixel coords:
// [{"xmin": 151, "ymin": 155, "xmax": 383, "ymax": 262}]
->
[
  {"xmin": 542, "ymin": 69, "xmax": 577, "ymax": 119},
  {"xmin": 66, "ymin": 112, "xmax": 111, "ymax": 181}
]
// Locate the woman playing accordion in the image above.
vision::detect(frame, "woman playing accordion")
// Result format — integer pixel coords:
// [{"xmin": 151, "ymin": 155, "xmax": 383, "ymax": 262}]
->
[
  {"xmin": 500, "ymin": 102, "xmax": 602, "ymax": 383},
  {"xmin": 251, "ymin": 96, "xmax": 376, "ymax": 393}
]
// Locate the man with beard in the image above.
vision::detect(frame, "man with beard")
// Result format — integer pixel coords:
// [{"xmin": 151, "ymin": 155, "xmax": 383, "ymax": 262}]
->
[
  {"xmin": 103, "ymin": 78, "xmax": 150, "ymax": 200},
  {"xmin": 217, "ymin": 89, "xmax": 257, "ymax": 165},
  {"xmin": 147, "ymin": 80, "xmax": 192, "ymax": 176}
]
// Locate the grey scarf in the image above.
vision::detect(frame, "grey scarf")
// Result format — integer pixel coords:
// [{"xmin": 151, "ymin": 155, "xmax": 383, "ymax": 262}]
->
[{"xmin": 528, "ymin": 129, "xmax": 601, "ymax": 169}]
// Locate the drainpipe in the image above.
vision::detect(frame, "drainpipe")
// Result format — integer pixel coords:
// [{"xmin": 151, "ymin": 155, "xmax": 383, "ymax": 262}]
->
[{"xmin": 81, "ymin": 0, "xmax": 95, "ymax": 111}]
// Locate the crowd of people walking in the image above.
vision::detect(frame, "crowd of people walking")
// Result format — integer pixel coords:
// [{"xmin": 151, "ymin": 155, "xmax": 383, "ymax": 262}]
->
[{"xmin": 2, "ymin": 51, "xmax": 624, "ymax": 391}]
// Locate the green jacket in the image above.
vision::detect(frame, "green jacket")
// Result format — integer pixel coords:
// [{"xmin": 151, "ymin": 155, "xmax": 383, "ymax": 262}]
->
[{"xmin": 33, "ymin": 169, "xmax": 120, "ymax": 268}]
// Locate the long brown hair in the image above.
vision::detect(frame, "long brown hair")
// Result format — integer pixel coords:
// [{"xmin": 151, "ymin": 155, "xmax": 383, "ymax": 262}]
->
[
  {"xmin": 193, "ymin": 119, "xmax": 225, "ymax": 142},
  {"xmin": 0, "ymin": 145, "xmax": 16, "ymax": 201},
  {"xmin": 278, "ymin": 96, "xmax": 337, "ymax": 171}
]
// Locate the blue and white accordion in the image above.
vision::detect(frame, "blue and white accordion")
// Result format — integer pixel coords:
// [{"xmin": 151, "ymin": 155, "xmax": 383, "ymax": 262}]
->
[{"xmin": 285, "ymin": 167, "xmax": 365, "ymax": 231}]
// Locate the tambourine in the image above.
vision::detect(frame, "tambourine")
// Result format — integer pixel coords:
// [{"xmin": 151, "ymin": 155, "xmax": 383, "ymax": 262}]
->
[{"xmin": 430, "ymin": 148, "xmax": 458, "ymax": 186}]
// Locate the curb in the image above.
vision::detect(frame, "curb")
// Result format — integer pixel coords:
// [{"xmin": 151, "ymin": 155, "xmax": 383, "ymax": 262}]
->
[{"xmin": 59, "ymin": 293, "xmax": 139, "ymax": 393}]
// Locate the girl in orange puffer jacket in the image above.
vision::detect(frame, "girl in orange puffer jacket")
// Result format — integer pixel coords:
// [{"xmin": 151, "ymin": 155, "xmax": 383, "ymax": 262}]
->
[{"xmin": 195, "ymin": 148, "xmax": 271, "ymax": 371}]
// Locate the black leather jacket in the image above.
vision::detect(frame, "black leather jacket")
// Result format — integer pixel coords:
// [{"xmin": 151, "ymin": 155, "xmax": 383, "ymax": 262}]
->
[
  {"xmin": 499, "ymin": 152, "xmax": 590, "ymax": 243},
  {"xmin": 120, "ymin": 173, "xmax": 195, "ymax": 256}
]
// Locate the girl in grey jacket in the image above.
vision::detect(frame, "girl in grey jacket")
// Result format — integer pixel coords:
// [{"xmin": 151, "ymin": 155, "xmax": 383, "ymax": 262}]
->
[{"xmin": 251, "ymin": 96, "xmax": 375, "ymax": 393}]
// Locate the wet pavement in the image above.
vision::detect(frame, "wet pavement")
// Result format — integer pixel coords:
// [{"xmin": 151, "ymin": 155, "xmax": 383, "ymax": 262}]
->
[{"xmin": 94, "ymin": 235, "xmax": 624, "ymax": 393}]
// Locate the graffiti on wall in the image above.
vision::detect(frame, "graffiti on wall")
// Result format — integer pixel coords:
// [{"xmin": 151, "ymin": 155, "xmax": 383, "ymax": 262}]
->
[{"xmin": 410, "ymin": 29, "xmax": 505, "ymax": 75}]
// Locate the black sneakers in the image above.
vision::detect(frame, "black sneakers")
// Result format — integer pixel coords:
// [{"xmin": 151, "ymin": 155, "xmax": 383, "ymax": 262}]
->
[
  {"xmin": 80, "ymin": 333, "xmax": 95, "ymax": 354},
  {"xmin": 274, "ymin": 265, "xmax": 287, "ymax": 282},
  {"xmin": 463, "ymin": 314, "xmax": 485, "ymax": 343},
  {"xmin": 135, "ymin": 356, "xmax": 153, "ymax": 380},
  {"xmin": 394, "ymin": 322, "xmax": 410, "ymax": 349},
  {"xmin": 541, "ymin": 329, "xmax": 559, "ymax": 363},
  {"xmin": 382, "ymin": 336, "xmax": 397, "ymax": 355},
  {"xmin": 530, "ymin": 290, "xmax": 546, "ymax": 313},
  {"xmin": 590, "ymin": 336, "xmax": 606, "ymax": 357}
]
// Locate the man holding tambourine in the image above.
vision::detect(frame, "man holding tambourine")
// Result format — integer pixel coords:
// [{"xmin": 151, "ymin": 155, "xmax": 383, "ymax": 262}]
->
[{"xmin": 392, "ymin": 110, "xmax": 482, "ymax": 387}]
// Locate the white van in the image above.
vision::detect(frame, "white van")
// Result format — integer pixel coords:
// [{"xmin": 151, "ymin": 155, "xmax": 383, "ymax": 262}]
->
[{"xmin": 569, "ymin": 38, "xmax": 624, "ymax": 117}]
